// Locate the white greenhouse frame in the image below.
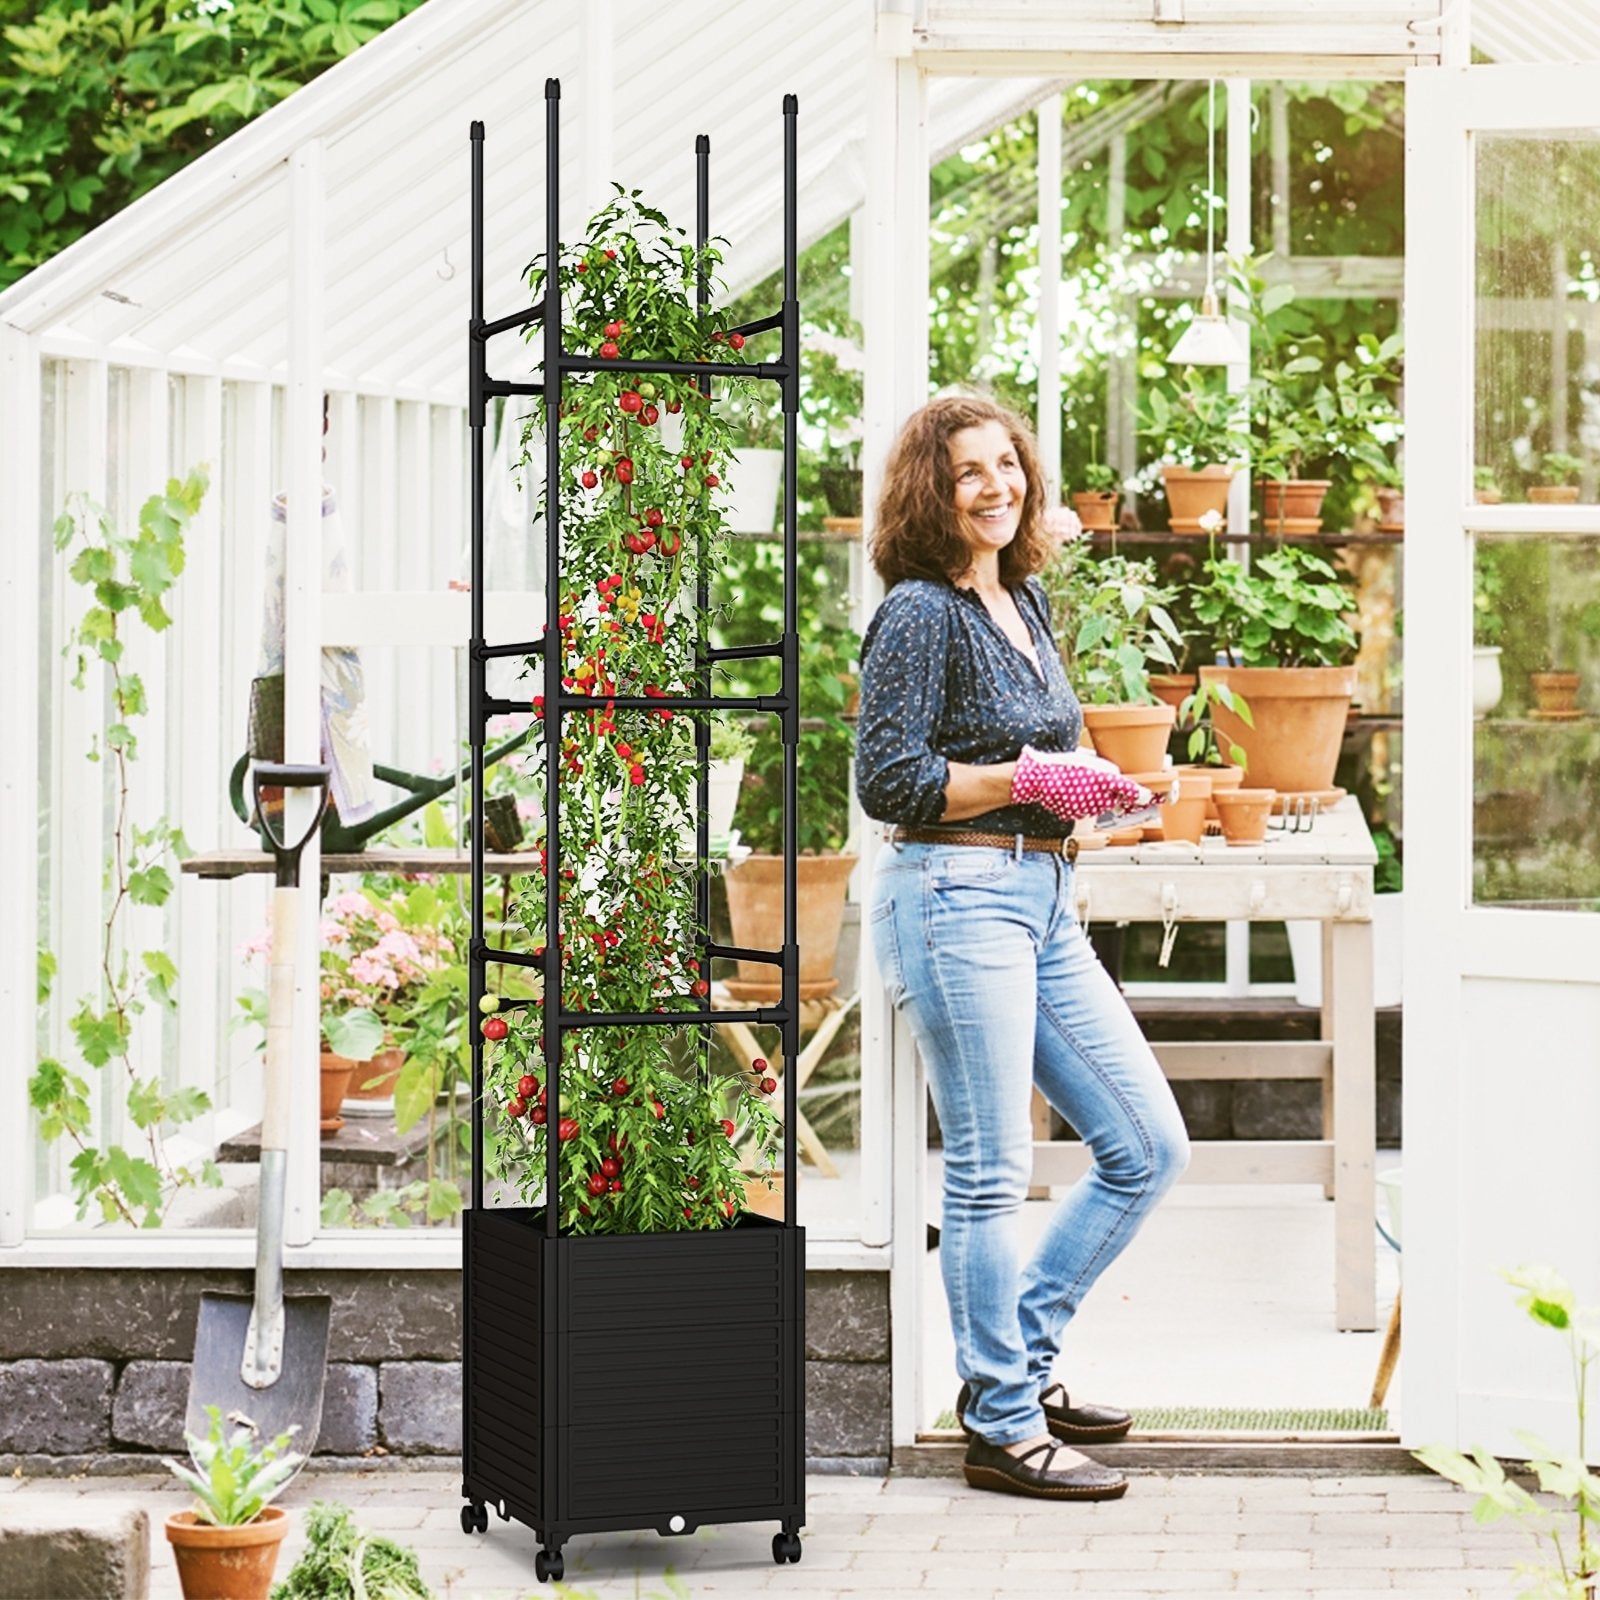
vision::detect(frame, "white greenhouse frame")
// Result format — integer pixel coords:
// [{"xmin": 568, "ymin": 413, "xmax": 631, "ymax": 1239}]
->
[{"xmin": 12, "ymin": 0, "xmax": 1596, "ymax": 1467}]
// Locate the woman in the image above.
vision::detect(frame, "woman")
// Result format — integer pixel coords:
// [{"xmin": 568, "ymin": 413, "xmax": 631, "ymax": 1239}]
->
[{"xmin": 856, "ymin": 393, "xmax": 1190, "ymax": 1502}]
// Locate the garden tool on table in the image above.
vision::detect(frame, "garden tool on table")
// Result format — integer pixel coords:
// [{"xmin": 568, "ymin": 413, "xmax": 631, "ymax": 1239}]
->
[{"xmin": 188, "ymin": 762, "xmax": 334, "ymax": 1450}]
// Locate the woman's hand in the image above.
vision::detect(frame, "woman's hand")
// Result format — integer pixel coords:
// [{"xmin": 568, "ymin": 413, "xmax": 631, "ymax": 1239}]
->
[{"xmin": 1011, "ymin": 746, "xmax": 1157, "ymax": 822}]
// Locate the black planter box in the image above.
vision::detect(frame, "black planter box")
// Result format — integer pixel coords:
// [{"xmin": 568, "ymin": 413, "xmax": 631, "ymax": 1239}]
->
[{"xmin": 462, "ymin": 1208, "xmax": 805, "ymax": 1564}]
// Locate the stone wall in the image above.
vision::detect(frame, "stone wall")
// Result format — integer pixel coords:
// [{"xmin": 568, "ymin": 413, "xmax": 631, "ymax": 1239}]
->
[{"xmin": 0, "ymin": 1266, "xmax": 891, "ymax": 1473}]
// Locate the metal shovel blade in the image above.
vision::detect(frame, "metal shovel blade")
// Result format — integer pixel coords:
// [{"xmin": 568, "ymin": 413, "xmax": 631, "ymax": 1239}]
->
[{"xmin": 186, "ymin": 1290, "xmax": 331, "ymax": 1449}]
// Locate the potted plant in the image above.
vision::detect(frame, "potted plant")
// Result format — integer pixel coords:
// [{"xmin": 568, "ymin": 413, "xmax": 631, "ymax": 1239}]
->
[
  {"xmin": 1175, "ymin": 676, "xmax": 1252, "ymax": 819},
  {"xmin": 163, "ymin": 1406, "xmax": 303, "ymax": 1600},
  {"xmin": 799, "ymin": 327, "xmax": 865, "ymax": 523},
  {"xmin": 708, "ymin": 716, "xmax": 755, "ymax": 840},
  {"xmin": 1138, "ymin": 365, "xmax": 1249, "ymax": 534},
  {"xmin": 1249, "ymin": 347, "xmax": 1334, "ymax": 533},
  {"xmin": 1474, "ymin": 464, "xmax": 1502, "ymax": 505},
  {"xmin": 718, "ymin": 389, "xmax": 784, "ymax": 533},
  {"xmin": 1530, "ymin": 449, "xmax": 1583, "ymax": 505},
  {"xmin": 724, "ymin": 626, "xmax": 860, "ymax": 999},
  {"xmin": 1071, "ymin": 424, "xmax": 1121, "ymax": 532},
  {"xmin": 1038, "ymin": 547, "xmax": 1183, "ymax": 772},
  {"xmin": 1529, "ymin": 600, "xmax": 1600, "ymax": 716},
  {"xmin": 1191, "ymin": 544, "xmax": 1361, "ymax": 797}
]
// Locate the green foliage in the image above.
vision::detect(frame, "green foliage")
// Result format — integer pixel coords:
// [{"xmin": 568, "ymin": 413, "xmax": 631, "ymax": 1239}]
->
[
  {"xmin": 1137, "ymin": 366, "xmax": 1249, "ymax": 471},
  {"xmin": 1039, "ymin": 549, "xmax": 1182, "ymax": 706},
  {"xmin": 1179, "ymin": 679, "xmax": 1252, "ymax": 770},
  {"xmin": 270, "ymin": 1501, "xmax": 433, "ymax": 1600},
  {"xmin": 321, "ymin": 1008, "xmax": 384, "ymax": 1063},
  {"xmin": 1541, "ymin": 451, "xmax": 1584, "ymax": 487},
  {"xmin": 1189, "ymin": 546, "xmax": 1359, "ymax": 669},
  {"xmin": 30, "ymin": 471, "xmax": 219, "ymax": 1228},
  {"xmin": 477, "ymin": 187, "xmax": 785, "ymax": 1234},
  {"xmin": 0, "ymin": 0, "xmax": 426, "ymax": 289},
  {"xmin": 1414, "ymin": 1266, "xmax": 1599, "ymax": 1599},
  {"xmin": 164, "ymin": 1406, "xmax": 304, "ymax": 1528}
]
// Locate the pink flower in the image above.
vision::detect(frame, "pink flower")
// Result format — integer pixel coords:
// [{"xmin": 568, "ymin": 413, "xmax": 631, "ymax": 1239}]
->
[{"xmin": 330, "ymin": 891, "xmax": 371, "ymax": 919}]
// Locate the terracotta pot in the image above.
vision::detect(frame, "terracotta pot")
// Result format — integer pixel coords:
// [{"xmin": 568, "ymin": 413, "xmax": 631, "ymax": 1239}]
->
[
  {"xmin": 724, "ymin": 853, "xmax": 858, "ymax": 1000},
  {"xmin": 1178, "ymin": 760, "xmax": 1244, "ymax": 821},
  {"xmin": 1160, "ymin": 463, "xmax": 1234, "ymax": 534},
  {"xmin": 318, "ymin": 1052, "xmax": 355, "ymax": 1133},
  {"xmin": 1475, "ymin": 488, "xmax": 1502, "ymax": 505},
  {"xmin": 1375, "ymin": 486, "xmax": 1405, "ymax": 532},
  {"xmin": 1124, "ymin": 770, "xmax": 1175, "ymax": 841},
  {"xmin": 1529, "ymin": 484, "xmax": 1580, "ymax": 505},
  {"xmin": 166, "ymin": 1507, "xmax": 289, "ymax": 1600},
  {"xmin": 1079, "ymin": 702, "xmax": 1176, "ymax": 775},
  {"xmin": 1530, "ymin": 670, "xmax": 1581, "ymax": 715},
  {"xmin": 1148, "ymin": 673, "xmax": 1197, "ymax": 716},
  {"xmin": 1260, "ymin": 479, "xmax": 1332, "ymax": 535},
  {"xmin": 1214, "ymin": 787, "xmax": 1277, "ymax": 845},
  {"xmin": 348, "ymin": 1045, "xmax": 404, "ymax": 1101},
  {"xmin": 1071, "ymin": 490, "xmax": 1120, "ymax": 531},
  {"xmin": 1160, "ymin": 770, "xmax": 1213, "ymax": 844},
  {"xmin": 742, "ymin": 1171, "xmax": 786, "ymax": 1222},
  {"xmin": 1198, "ymin": 665, "xmax": 1358, "ymax": 796}
]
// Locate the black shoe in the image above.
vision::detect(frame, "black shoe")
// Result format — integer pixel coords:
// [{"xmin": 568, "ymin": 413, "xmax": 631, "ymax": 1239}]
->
[
  {"xmin": 962, "ymin": 1434, "xmax": 1128, "ymax": 1501},
  {"xmin": 956, "ymin": 1380, "xmax": 1133, "ymax": 1445}
]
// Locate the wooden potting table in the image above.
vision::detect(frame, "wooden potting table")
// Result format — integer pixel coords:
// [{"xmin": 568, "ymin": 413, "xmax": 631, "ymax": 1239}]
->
[{"xmin": 1037, "ymin": 797, "xmax": 1379, "ymax": 1331}]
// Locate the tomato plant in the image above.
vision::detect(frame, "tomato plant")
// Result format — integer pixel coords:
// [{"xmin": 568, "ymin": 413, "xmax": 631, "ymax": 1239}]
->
[{"xmin": 481, "ymin": 190, "xmax": 781, "ymax": 1233}]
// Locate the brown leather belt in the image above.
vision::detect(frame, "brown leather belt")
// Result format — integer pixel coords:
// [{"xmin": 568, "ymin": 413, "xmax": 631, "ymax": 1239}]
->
[{"xmin": 891, "ymin": 826, "xmax": 1079, "ymax": 862}]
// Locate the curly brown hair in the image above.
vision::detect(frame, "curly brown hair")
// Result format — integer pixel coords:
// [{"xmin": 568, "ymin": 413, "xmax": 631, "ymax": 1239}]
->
[{"xmin": 869, "ymin": 392, "xmax": 1054, "ymax": 589}]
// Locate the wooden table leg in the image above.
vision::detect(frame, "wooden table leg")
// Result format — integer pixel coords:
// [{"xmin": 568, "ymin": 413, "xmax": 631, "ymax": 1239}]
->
[
  {"xmin": 1331, "ymin": 917, "xmax": 1376, "ymax": 1332},
  {"xmin": 1320, "ymin": 920, "xmax": 1336, "ymax": 1202}
]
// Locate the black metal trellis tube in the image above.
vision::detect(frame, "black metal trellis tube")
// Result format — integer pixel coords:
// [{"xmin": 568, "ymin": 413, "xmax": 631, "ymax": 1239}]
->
[
  {"xmin": 780, "ymin": 94, "xmax": 800, "ymax": 1233},
  {"xmin": 694, "ymin": 132, "xmax": 713, "ymax": 1135},
  {"xmin": 542, "ymin": 77, "xmax": 562, "ymax": 1243}
]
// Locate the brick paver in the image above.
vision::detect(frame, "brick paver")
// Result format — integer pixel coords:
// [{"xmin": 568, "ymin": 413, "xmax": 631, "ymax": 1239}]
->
[{"xmin": 0, "ymin": 1468, "xmax": 1540, "ymax": 1599}]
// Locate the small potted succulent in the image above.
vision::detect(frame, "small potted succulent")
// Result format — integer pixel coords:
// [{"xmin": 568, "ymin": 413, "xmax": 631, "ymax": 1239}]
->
[
  {"xmin": 1071, "ymin": 424, "xmax": 1122, "ymax": 532},
  {"xmin": 1138, "ymin": 365, "xmax": 1250, "ymax": 534},
  {"xmin": 163, "ymin": 1406, "xmax": 303, "ymax": 1600},
  {"xmin": 1530, "ymin": 450, "xmax": 1584, "ymax": 505}
]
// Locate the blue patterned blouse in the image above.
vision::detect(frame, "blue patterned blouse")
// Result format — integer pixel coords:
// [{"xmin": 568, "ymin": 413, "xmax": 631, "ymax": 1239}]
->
[{"xmin": 856, "ymin": 575, "xmax": 1084, "ymax": 836}]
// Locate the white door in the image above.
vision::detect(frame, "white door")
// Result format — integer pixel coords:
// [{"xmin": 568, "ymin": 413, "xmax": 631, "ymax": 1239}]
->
[{"xmin": 1406, "ymin": 64, "xmax": 1600, "ymax": 1458}]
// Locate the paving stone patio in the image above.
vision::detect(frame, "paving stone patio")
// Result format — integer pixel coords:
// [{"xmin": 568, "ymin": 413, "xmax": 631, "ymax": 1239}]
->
[{"xmin": 0, "ymin": 1466, "xmax": 1540, "ymax": 1599}]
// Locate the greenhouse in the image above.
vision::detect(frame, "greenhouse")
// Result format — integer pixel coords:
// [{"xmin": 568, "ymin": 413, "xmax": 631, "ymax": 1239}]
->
[{"xmin": 3, "ymin": 0, "xmax": 1600, "ymax": 1594}]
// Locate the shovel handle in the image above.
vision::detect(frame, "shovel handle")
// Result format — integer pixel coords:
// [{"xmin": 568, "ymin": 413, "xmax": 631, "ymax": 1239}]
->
[{"xmin": 262, "ymin": 886, "xmax": 297, "ymax": 1155}]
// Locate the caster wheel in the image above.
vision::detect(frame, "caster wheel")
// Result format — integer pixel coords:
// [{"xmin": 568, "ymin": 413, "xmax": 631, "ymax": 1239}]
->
[
  {"xmin": 535, "ymin": 1548, "xmax": 564, "ymax": 1583},
  {"xmin": 460, "ymin": 1502, "xmax": 488, "ymax": 1535},
  {"xmin": 772, "ymin": 1531, "xmax": 802, "ymax": 1564}
]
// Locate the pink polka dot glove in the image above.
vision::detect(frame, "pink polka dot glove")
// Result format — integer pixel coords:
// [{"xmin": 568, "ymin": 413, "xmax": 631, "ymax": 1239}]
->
[{"xmin": 1011, "ymin": 745, "xmax": 1161, "ymax": 823}]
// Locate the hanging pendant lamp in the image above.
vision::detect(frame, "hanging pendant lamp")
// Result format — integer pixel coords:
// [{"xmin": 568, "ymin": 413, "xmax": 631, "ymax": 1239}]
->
[{"xmin": 1168, "ymin": 79, "xmax": 1246, "ymax": 368}]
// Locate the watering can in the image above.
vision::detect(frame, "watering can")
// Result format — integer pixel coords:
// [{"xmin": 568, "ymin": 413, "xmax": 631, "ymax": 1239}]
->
[{"xmin": 229, "ymin": 728, "xmax": 537, "ymax": 855}]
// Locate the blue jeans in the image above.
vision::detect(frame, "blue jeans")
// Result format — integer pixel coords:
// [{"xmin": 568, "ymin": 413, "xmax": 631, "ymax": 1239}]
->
[{"xmin": 868, "ymin": 838, "xmax": 1190, "ymax": 1446}]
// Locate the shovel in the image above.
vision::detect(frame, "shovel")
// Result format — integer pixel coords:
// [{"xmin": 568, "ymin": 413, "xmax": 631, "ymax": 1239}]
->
[{"xmin": 187, "ymin": 762, "xmax": 334, "ymax": 1448}]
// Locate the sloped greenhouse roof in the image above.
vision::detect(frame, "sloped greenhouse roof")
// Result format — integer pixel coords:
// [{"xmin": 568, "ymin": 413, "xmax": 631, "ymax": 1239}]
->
[{"xmin": 0, "ymin": 0, "xmax": 1061, "ymax": 403}]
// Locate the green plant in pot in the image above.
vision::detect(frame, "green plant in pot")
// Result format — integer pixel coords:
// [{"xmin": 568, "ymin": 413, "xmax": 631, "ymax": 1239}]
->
[
  {"xmin": 1039, "ymin": 547, "xmax": 1184, "ymax": 775},
  {"xmin": 1475, "ymin": 464, "xmax": 1503, "ymax": 505},
  {"xmin": 1191, "ymin": 544, "xmax": 1360, "ymax": 798},
  {"xmin": 1137, "ymin": 365, "xmax": 1250, "ymax": 535},
  {"xmin": 1531, "ymin": 449, "xmax": 1584, "ymax": 505},
  {"xmin": 799, "ymin": 327, "xmax": 865, "ymax": 520},
  {"xmin": 163, "ymin": 1406, "xmax": 303, "ymax": 1600},
  {"xmin": 1530, "ymin": 598, "xmax": 1600, "ymax": 717},
  {"xmin": 1071, "ymin": 423, "xmax": 1122, "ymax": 533},
  {"xmin": 725, "ymin": 625, "xmax": 859, "ymax": 1001}
]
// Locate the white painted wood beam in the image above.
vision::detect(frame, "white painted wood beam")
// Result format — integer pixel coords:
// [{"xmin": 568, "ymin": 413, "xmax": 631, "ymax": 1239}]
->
[
  {"xmin": 0, "ymin": 327, "xmax": 42, "ymax": 1244},
  {"xmin": 1036, "ymin": 93, "xmax": 1063, "ymax": 499},
  {"xmin": 581, "ymin": 0, "xmax": 615, "ymax": 224},
  {"xmin": 285, "ymin": 142, "xmax": 326, "ymax": 1247}
]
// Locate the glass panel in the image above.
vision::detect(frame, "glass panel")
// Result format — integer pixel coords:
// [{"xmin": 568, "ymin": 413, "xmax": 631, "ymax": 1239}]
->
[
  {"xmin": 1475, "ymin": 134, "xmax": 1600, "ymax": 504},
  {"xmin": 1473, "ymin": 533, "xmax": 1600, "ymax": 910}
]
